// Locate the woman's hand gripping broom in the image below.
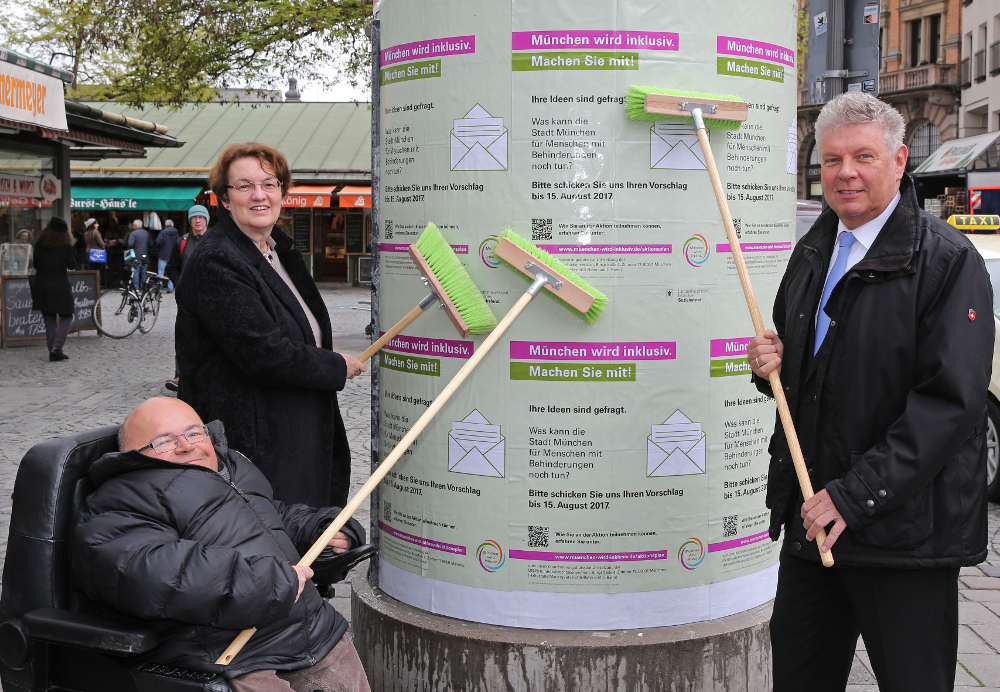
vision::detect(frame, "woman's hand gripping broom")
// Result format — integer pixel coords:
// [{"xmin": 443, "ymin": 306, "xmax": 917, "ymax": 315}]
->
[{"xmin": 625, "ymin": 88, "xmax": 834, "ymax": 567}]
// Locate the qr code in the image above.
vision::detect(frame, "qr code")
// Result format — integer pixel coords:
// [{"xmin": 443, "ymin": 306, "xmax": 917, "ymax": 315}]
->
[
  {"xmin": 733, "ymin": 218, "xmax": 742, "ymax": 238},
  {"xmin": 382, "ymin": 500, "xmax": 392, "ymax": 522},
  {"xmin": 383, "ymin": 219, "xmax": 393, "ymax": 239},
  {"xmin": 531, "ymin": 218, "xmax": 552, "ymax": 241},
  {"xmin": 528, "ymin": 525, "xmax": 549, "ymax": 547},
  {"xmin": 723, "ymin": 515, "xmax": 738, "ymax": 538}
]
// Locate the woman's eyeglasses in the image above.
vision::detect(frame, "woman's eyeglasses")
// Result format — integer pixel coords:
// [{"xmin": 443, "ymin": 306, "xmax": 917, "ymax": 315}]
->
[{"xmin": 227, "ymin": 180, "xmax": 282, "ymax": 194}]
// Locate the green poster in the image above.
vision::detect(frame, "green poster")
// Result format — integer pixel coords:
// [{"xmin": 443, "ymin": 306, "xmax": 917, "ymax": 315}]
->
[{"xmin": 376, "ymin": 0, "xmax": 797, "ymax": 630}]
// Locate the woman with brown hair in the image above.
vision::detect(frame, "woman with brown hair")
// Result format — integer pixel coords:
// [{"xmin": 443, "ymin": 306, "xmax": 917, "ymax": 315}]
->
[
  {"xmin": 32, "ymin": 216, "xmax": 77, "ymax": 361},
  {"xmin": 174, "ymin": 142, "xmax": 367, "ymax": 510}
]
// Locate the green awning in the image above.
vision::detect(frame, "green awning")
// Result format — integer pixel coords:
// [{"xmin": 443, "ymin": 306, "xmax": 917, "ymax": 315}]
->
[{"xmin": 70, "ymin": 185, "xmax": 203, "ymax": 211}]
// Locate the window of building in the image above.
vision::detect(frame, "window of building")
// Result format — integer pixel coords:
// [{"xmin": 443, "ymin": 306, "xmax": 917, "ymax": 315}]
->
[
  {"xmin": 929, "ymin": 15, "xmax": 941, "ymax": 63},
  {"xmin": 908, "ymin": 121, "xmax": 941, "ymax": 170},
  {"xmin": 0, "ymin": 150, "xmax": 56, "ymax": 246},
  {"xmin": 910, "ymin": 20, "xmax": 923, "ymax": 67}
]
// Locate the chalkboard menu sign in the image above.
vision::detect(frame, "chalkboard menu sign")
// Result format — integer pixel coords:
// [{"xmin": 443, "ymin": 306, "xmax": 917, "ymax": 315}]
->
[
  {"xmin": 1, "ymin": 271, "xmax": 100, "ymax": 346},
  {"xmin": 357, "ymin": 256, "xmax": 372, "ymax": 284},
  {"xmin": 345, "ymin": 213, "xmax": 365, "ymax": 255},
  {"xmin": 293, "ymin": 214, "xmax": 311, "ymax": 254}
]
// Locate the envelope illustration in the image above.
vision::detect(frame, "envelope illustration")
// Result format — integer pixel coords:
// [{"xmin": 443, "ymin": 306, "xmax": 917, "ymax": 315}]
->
[
  {"xmin": 647, "ymin": 410, "xmax": 706, "ymax": 477},
  {"xmin": 451, "ymin": 105, "xmax": 508, "ymax": 171},
  {"xmin": 448, "ymin": 410, "xmax": 505, "ymax": 477},
  {"xmin": 650, "ymin": 121, "xmax": 708, "ymax": 170}
]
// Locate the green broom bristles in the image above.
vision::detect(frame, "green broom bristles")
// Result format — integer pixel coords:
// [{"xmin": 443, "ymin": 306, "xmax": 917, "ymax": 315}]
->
[
  {"xmin": 497, "ymin": 230, "xmax": 608, "ymax": 325},
  {"xmin": 624, "ymin": 86, "xmax": 744, "ymax": 130},
  {"xmin": 415, "ymin": 224, "xmax": 497, "ymax": 334}
]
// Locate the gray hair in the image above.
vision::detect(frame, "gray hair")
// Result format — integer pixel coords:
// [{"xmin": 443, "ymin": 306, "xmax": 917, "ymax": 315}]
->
[
  {"xmin": 117, "ymin": 423, "xmax": 129, "ymax": 451},
  {"xmin": 132, "ymin": 219, "xmax": 143, "ymax": 228},
  {"xmin": 815, "ymin": 92, "xmax": 906, "ymax": 154}
]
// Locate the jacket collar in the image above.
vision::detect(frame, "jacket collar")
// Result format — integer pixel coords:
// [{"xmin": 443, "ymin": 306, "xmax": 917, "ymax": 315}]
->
[
  {"xmin": 218, "ymin": 213, "xmax": 318, "ymax": 347},
  {"xmin": 800, "ymin": 173, "xmax": 920, "ymax": 274}
]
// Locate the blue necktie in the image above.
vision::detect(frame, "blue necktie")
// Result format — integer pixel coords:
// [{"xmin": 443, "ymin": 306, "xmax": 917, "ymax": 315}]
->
[{"xmin": 814, "ymin": 232, "xmax": 857, "ymax": 354}]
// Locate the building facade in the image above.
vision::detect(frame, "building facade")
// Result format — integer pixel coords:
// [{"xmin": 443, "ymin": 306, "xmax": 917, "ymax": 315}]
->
[
  {"xmin": 797, "ymin": 0, "xmax": 963, "ymax": 200},
  {"xmin": 959, "ymin": 0, "xmax": 1000, "ymax": 137}
]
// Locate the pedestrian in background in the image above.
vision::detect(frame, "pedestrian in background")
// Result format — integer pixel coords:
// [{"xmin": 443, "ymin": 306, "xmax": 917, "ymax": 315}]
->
[
  {"xmin": 164, "ymin": 205, "xmax": 211, "ymax": 393},
  {"xmin": 82, "ymin": 218, "xmax": 106, "ymax": 283},
  {"xmin": 748, "ymin": 92, "xmax": 993, "ymax": 692},
  {"xmin": 126, "ymin": 219, "xmax": 150, "ymax": 292},
  {"xmin": 155, "ymin": 219, "xmax": 178, "ymax": 292},
  {"xmin": 32, "ymin": 217, "xmax": 76, "ymax": 362},
  {"xmin": 175, "ymin": 142, "xmax": 366, "ymax": 510}
]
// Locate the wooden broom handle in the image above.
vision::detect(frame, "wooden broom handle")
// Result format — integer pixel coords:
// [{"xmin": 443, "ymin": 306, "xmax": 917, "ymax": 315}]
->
[
  {"xmin": 358, "ymin": 303, "xmax": 426, "ymax": 363},
  {"xmin": 216, "ymin": 289, "xmax": 538, "ymax": 665},
  {"xmin": 696, "ymin": 127, "xmax": 834, "ymax": 568}
]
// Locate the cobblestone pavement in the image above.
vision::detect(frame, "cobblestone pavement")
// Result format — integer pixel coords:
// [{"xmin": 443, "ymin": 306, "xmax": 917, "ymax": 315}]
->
[{"xmin": 8, "ymin": 284, "xmax": 1000, "ymax": 687}]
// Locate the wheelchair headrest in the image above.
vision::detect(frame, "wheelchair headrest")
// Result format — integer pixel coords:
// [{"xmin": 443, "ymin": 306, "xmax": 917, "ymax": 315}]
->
[{"xmin": 1, "ymin": 427, "xmax": 119, "ymax": 620}]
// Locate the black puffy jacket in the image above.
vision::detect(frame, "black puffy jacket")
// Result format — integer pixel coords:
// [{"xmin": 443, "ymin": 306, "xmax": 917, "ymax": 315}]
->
[
  {"xmin": 756, "ymin": 175, "xmax": 994, "ymax": 568},
  {"xmin": 71, "ymin": 426, "xmax": 364, "ymax": 679}
]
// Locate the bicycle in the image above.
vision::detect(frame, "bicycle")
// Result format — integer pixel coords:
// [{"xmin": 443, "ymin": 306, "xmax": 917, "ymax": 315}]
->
[{"xmin": 93, "ymin": 260, "xmax": 168, "ymax": 338}]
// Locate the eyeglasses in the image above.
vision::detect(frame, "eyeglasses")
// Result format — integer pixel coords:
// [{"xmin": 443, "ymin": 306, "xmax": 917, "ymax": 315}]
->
[
  {"xmin": 227, "ymin": 179, "xmax": 282, "ymax": 194},
  {"xmin": 137, "ymin": 425, "xmax": 210, "ymax": 454}
]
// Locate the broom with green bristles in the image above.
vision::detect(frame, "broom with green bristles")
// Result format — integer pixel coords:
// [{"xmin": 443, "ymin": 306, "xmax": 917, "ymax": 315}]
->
[
  {"xmin": 357, "ymin": 222, "xmax": 497, "ymax": 363},
  {"xmin": 624, "ymin": 86, "xmax": 834, "ymax": 568},
  {"xmin": 217, "ymin": 228, "xmax": 605, "ymax": 666}
]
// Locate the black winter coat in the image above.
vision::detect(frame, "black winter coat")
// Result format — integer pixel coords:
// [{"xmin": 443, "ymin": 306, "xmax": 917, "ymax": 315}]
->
[
  {"xmin": 756, "ymin": 175, "xmax": 994, "ymax": 568},
  {"xmin": 164, "ymin": 230, "xmax": 206, "ymax": 287},
  {"xmin": 31, "ymin": 244, "xmax": 76, "ymax": 315},
  {"xmin": 175, "ymin": 213, "xmax": 352, "ymax": 508},
  {"xmin": 71, "ymin": 426, "xmax": 365, "ymax": 679}
]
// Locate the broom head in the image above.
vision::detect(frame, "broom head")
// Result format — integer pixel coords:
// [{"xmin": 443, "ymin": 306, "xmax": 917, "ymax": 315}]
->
[
  {"xmin": 410, "ymin": 224, "xmax": 497, "ymax": 337},
  {"xmin": 494, "ymin": 230, "xmax": 608, "ymax": 324},
  {"xmin": 624, "ymin": 87, "xmax": 747, "ymax": 130}
]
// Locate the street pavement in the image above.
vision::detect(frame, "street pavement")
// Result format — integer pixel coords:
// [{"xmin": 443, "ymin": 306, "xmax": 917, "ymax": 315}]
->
[{"xmin": 5, "ymin": 283, "xmax": 1000, "ymax": 689}]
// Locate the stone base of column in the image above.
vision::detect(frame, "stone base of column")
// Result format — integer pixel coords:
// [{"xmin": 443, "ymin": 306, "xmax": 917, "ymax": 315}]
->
[{"xmin": 352, "ymin": 575, "xmax": 773, "ymax": 691}]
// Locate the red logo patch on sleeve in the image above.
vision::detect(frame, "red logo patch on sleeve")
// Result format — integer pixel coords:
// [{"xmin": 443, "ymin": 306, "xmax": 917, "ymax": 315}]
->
[{"xmin": 969, "ymin": 309, "xmax": 977, "ymax": 321}]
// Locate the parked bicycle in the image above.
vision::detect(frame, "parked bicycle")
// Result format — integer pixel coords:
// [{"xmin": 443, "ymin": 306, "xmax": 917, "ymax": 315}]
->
[{"xmin": 92, "ymin": 260, "xmax": 168, "ymax": 338}]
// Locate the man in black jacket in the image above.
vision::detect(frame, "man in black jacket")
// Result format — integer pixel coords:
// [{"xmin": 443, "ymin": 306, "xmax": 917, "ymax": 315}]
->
[
  {"xmin": 748, "ymin": 92, "xmax": 994, "ymax": 691},
  {"xmin": 165, "ymin": 205, "xmax": 211, "ymax": 392},
  {"xmin": 72, "ymin": 397, "xmax": 371, "ymax": 691}
]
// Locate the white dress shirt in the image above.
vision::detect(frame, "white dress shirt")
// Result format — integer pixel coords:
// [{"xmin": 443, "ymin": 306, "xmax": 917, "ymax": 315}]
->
[{"xmin": 815, "ymin": 191, "xmax": 901, "ymax": 327}]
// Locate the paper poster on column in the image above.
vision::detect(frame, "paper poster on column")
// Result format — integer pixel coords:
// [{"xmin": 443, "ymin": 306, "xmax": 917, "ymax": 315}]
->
[{"xmin": 376, "ymin": 0, "xmax": 797, "ymax": 630}]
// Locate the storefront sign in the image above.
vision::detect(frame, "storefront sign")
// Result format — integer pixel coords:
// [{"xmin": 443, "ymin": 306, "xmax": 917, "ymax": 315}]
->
[
  {"xmin": 339, "ymin": 186, "xmax": 372, "ymax": 208},
  {"xmin": 0, "ymin": 172, "xmax": 60, "ymax": 200},
  {"xmin": 0, "ymin": 60, "xmax": 67, "ymax": 131},
  {"xmin": 0, "ymin": 196, "xmax": 53, "ymax": 208},
  {"xmin": 283, "ymin": 193, "xmax": 330, "ymax": 208}
]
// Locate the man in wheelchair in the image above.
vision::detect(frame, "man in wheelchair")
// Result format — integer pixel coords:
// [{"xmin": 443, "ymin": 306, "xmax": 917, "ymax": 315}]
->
[{"xmin": 71, "ymin": 397, "xmax": 371, "ymax": 692}]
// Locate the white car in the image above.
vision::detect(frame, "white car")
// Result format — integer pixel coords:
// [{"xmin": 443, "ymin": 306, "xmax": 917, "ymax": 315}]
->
[{"xmin": 967, "ymin": 235, "xmax": 1000, "ymax": 500}]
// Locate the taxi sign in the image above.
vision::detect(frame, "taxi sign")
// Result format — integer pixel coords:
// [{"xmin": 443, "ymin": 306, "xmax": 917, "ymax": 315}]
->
[{"xmin": 948, "ymin": 215, "xmax": 1000, "ymax": 232}]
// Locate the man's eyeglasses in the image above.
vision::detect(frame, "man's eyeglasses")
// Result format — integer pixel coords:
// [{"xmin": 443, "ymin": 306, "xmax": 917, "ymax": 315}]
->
[
  {"xmin": 227, "ymin": 179, "xmax": 282, "ymax": 194},
  {"xmin": 137, "ymin": 426, "xmax": 210, "ymax": 454}
]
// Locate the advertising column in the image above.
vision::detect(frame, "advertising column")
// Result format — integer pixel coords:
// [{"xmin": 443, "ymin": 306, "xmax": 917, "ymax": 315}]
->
[{"xmin": 375, "ymin": 0, "xmax": 797, "ymax": 630}]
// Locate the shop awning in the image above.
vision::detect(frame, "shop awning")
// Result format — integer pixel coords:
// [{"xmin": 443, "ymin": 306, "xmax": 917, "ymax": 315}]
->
[
  {"xmin": 338, "ymin": 186, "xmax": 371, "ymax": 208},
  {"xmin": 70, "ymin": 185, "xmax": 203, "ymax": 211},
  {"xmin": 913, "ymin": 132, "xmax": 1000, "ymax": 174},
  {"xmin": 208, "ymin": 185, "xmax": 335, "ymax": 208}
]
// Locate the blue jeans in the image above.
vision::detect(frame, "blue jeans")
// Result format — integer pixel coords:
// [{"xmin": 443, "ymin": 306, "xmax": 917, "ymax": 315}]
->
[
  {"xmin": 157, "ymin": 258, "xmax": 174, "ymax": 291},
  {"xmin": 133, "ymin": 262, "xmax": 147, "ymax": 292}
]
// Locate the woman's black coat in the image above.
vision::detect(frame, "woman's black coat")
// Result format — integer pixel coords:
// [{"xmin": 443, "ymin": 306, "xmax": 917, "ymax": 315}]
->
[
  {"xmin": 175, "ymin": 212, "xmax": 352, "ymax": 508},
  {"xmin": 72, "ymin": 428, "xmax": 364, "ymax": 679},
  {"xmin": 32, "ymin": 244, "xmax": 76, "ymax": 315}
]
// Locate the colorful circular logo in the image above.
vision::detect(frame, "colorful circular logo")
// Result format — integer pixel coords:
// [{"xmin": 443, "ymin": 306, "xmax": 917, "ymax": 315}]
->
[
  {"xmin": 480, "ymin": 235, "xmax": 501, "ymax": 268},
  {"xmin": 477, "ymin": 540, "xmax": 505, "ymax": 571},
  {"xmin": 678, "ymin": 538, "xmax": 705, "ymax": 570},
  {"xmin": 683, "ymin": 234, "xmax": 710, "ymax": 267}
]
